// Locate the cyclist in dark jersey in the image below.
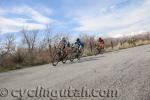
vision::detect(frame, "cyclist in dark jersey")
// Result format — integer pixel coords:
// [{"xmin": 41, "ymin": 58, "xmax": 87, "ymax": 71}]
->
[
  {"xmin": 75, "ymin": 38, "xmax": 84, "ymax": 50},
  {"xmin": 59, "ymin": 37, "xmax": 68, "ymax": 49}
]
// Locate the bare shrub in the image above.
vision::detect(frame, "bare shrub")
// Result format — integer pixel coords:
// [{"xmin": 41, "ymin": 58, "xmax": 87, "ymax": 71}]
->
[
  {"xmin": 21, "ymin": 28, "xmax": 39, "ymax": 64},
  {"xmin": 0, "ymin": 34, "xmax": 15, "ymax": 67},
  {"xmin": 21, "ymin": 28, "xmax": 39, "ymax": 54}
]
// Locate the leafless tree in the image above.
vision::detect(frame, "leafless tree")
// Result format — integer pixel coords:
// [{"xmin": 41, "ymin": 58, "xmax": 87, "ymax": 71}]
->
[
  {"xmin": 0, "ymin": 34, "xmax": 15, "ymax": 55},
  {"xmin": 37, "ymin": 24, "xmax": 58, "ymax": 62},
  {"xmin": 21, "ymin": 28, "xmax": 39, "ymax": 54},
  {"xmin": 111, "ymin": 41, "xmax": 114, "ymax": 49},
  {"xmin": 0, "ymin": 34, "xmax": 15, "ymax": 66},
  {"xmin": 145, "ymin": 32, "xmax": 150, "ymax": 40},
  {"xmin": 80, "ymin": 34, "xmax": 96, "ymax": 51},
  {"xmin": 89, "ymin": 36, "xmax": 95, "ymax": 52},
  {"xmin": 53, "ymin": 33, "xmax": 62, "ymax": 46},
  {"xmin": 43, "ymin": 24, "xmax": 54, "ymax": 62}
]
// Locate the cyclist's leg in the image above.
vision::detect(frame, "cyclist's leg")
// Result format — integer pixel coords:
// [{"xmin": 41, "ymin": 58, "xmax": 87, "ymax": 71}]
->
[
  {"xmin": 79, "ymin": 45, "xmax": 82, "ymax": 53},
  {"xmin": 79, "ymin": 45, "xmax": 84, "ymax": 55},
  {"xmin": 100, "ymin": 44, "xmax": 105, "ymax": 54}
]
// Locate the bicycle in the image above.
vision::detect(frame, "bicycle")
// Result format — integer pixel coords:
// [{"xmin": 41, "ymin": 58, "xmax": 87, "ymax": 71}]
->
[
  {"xmin": 52, "ymin": 48, "xmax": 68, "ymax": 66},
  {"xmin": 94, "ymin": 45, "xmax": 105, "ymax": 55},
  {"xmin": 70, "ymin": 44, "xmax": 84, "ymax": 62}
]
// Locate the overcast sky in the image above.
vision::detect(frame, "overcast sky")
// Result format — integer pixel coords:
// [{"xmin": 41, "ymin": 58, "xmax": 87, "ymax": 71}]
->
[{"xmin": 0, "ymin": 0, "xmax": 150, "ymax": 38}]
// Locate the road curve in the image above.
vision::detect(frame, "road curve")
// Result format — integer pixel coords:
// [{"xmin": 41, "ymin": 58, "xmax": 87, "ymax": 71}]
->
[{"xmin": 0, "ymin": 44, "xmax": 150, "ymax": 100}]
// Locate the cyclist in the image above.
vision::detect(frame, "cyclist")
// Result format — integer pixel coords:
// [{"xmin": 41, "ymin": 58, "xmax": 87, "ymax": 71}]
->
[
  {"xmin": 75, "ymin": 38, "xmax": 84, "ymax": 52},
  {"xmin": 58, "ymin": 37, "xmax": 69, "ymax": 56},
  {"xmin": 97, "ymin": 37, "xmax": 105, "ymax": 49},
  {"xmin": 59, "ymin": 37, "xmax": 67, "ymax": 49}
]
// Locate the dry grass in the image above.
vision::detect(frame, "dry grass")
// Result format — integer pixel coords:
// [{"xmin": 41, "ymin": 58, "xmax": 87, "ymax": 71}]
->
[
  {"xmin": 106, "ymin": 40, "xmax": 150, "ymax": 51},
  {"xmin": 0, "ymin": 33, "xmax": 150, "ymax": 72}
]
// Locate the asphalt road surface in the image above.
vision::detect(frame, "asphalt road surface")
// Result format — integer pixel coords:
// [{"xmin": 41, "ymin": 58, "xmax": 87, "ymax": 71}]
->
[{"xmin": 0, "ymin": 45, "xmax": 150, "ymax": 100}]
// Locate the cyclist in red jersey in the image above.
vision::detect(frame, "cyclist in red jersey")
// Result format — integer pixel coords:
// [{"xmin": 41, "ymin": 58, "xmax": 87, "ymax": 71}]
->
[{"xmin": 98, "ymin": 37, "xmax": 105, "ymax": 49}]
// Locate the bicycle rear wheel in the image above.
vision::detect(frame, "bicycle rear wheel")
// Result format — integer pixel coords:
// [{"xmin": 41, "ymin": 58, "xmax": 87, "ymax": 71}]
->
[
  {"xmin": 69, "ymin": 54, "xmax": 75, "ymax": 62},
  {"xmin": 52, "ymin": 54, "xmax": 59, "ymax": 66},
  {"xmin": 62, "ymin": 56, "xmax": 67, "ymax": 63},
  {"xmin": 94, "ymin": 48, "xmax": 100, "ymax": 55},
  {"xmin": 77, "ymin": 49, "xmax": 83, "ymax": 60},
  {"xmin": 69, "ymin": 47, "xmax": 76, "ymax": 62}
]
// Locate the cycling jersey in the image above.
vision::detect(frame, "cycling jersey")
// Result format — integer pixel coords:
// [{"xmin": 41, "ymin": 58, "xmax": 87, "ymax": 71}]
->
[
  {"xmin": 98, "ymin": 38, "xmax": 105, "ymax": 49},
  {"xmin": 75, "ymin": 40, "xmax": 84, "ymax": 49},
  {"xmin": 59, "ymin": 39, "xmax": 68, "ymax": 49}
]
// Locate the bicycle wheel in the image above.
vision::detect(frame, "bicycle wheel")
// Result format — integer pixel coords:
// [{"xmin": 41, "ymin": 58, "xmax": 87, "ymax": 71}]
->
[
  {"xmin": 69, "ymin": 53, "xmax": 75, "ymax": 62},
  {"xmin": 69, "ymin": 47, "xmax": 76, "ymax": 62},
  {"xmin": 94, "ymin": 48, "xmax": 100, "ymax": 55},
  {"xmin": 77, "ymin": 49, "xmax": 83, "ymax": 60},
  {"xmin": 62, "ymin": 54, "xmax": 68, "ymax": 63},
  {"xmin": 62, "ymin": 58, "xmax": 67, "ymax": 63},
  {"xmin": 100, "ymin": 48, "xmax": 104, "ymax": 54},
  {"xmin": 52, "ymin": 54, "xmax": 59, "ymax": 66}
]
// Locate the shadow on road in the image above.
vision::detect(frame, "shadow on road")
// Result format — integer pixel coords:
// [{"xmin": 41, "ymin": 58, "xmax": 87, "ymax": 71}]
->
[
  {"xmin": 72, "ymin": 55, "xmax": 105, "ymax": 63},
  {"xmin": 52, "ymin": 55, "xmax": 105, "ymax": 67},
  {"xmin": 145, "ymin": 50, "xmax": 150, "ymax": 52}
]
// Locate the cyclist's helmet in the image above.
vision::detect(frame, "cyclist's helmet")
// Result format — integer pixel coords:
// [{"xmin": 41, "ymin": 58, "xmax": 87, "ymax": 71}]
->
[
  {"xmin": 99, "ymin": 37, "xmax": 102, "ymax": 40},
  {"xmin": 76, "ymin": 38, "xmax": 80, "ymax": 42},
  {"xmin": 62, "ymin": 37, "xmax": 66, "ymax": 41}
]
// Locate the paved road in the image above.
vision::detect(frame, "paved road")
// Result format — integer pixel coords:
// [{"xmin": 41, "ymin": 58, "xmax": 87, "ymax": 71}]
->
[{"xmin": 0, "ymin": 45, "xmax": 150, "ymax": 100}]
